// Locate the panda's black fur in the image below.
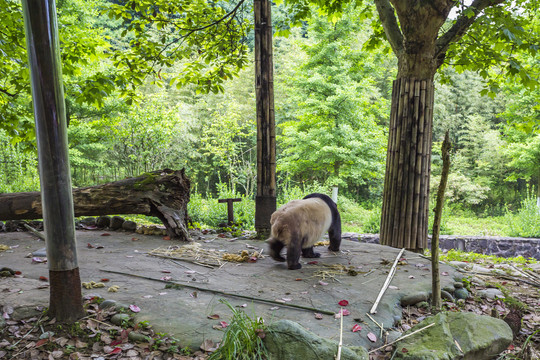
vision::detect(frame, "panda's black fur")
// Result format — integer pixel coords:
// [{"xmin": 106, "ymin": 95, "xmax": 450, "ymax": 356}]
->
[{"xmin": 267, "ymin": 193, "xmax": 341, "ymax": 270}]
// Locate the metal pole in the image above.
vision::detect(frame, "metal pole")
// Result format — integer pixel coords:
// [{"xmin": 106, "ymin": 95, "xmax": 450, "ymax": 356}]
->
[{"xmin": 22, "ymin": 0, "xmax": 83, "ymax": 321}]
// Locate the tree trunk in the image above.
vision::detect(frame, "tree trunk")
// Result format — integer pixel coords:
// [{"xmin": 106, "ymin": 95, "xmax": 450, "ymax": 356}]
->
[
  {"xmin": 0, "ymin": 169, "xmax": 191, "ymax": 241},
  {"xmin": 380, "ymin": 78, "xmax": 434, "ymax": 251},
  {"xmin": 254, "ymin": 0, "xmax": 277, "ymax": 238}
]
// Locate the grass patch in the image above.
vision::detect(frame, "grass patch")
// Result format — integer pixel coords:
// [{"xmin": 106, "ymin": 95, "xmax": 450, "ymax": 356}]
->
[
  {"xmin": 436, "ymin": 249, "xmax": 538, "ymax": 265},
  {"xmin": 208, "ymin": 300, "xmax": 268, "ymax": 360}
]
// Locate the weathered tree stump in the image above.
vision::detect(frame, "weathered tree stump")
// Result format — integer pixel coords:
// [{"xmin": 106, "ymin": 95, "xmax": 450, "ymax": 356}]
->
[{"xmin": 0, "ymin": 169, "xmax": 191, "ymax": 241}]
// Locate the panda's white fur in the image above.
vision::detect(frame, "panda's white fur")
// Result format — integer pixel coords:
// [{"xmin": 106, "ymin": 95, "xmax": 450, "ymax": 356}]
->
[{"xmin": 269, "ymin": 198, "xmax": 332, "ymax": 248}]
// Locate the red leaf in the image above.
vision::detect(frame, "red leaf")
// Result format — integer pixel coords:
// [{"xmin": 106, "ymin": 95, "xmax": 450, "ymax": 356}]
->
[
  {"xmin": 109, "ymin": 347, "xmax": 122, "ymax": 354},
  {"xmin": 101, "ymin": 278, "xmax": 110, "ymax": 282},
  {"xmin": 161, "ymin": 270, "xmax": 171, "ymax": 273},
  {"xmin": 352, "ymin": 324, "xmax": 362, "ymax": 332},
  {"xmin": 87, "ymin": 243, "xmax": 95, "ymax": 248},
  {"xmin": 295, "ymin": 278, "xmax": 302, "ymax": 281},
  {"xmin": 367, "ymin": 332, "xmax": 377, "ymax": 342},
  {"xmin": 14, "ymin": 271, "xmax": 22, "ymax": 275},
  {"xmin": 101, "ymin": 233, "xmax": 111, "ymax": 236},
  {"xmin": 207, "ymin": 314, "xmax": 220, "ymax": 320},
  {"xmin": 129, "ymin": 304, "xmax": 140, "ymax": 313},
  {"xmin": 39, "ymin": 276, "xmax": 48, "ymax": 282},
  {"xmin": 402, "ymin": 347, "xmax": 409, "ymax": 353},
  {"xmin": 338, "ymin": 300, "xmax": 349, "ymax": 306},
  {"xmin": 507, "ymin": 344, "xmax": 515, "ymax": 350},
  {"xmin": 110, "ymin": 340, "xmax": 122, "ymax": 346},
  {"xmin": 219, "ymin": 321, "xmax": 229, "ymax": 328},
  {"xmin": 35, "ymin": 338, "xmax": 48, "ymax": 347},
  {"xmin": 163, "ymin": 236, "xmax": 171, "ymax": 240},
  {"xmin": 307, "ymin": 261, "xmax": 318, "ymax": 265}
]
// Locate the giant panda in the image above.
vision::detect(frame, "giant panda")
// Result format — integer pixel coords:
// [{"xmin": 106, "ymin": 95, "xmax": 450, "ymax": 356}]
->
[{"xmin": 267, "ymin": 193, "xmax": 341, "ymax": 270}]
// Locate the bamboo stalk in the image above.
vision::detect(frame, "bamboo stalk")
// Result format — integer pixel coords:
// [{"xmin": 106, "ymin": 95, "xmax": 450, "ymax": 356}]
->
[
  {"xmin": 336, "ymin": 307, "xmax": 343, "ymax": 360},
  {"xmin": 370, "ymin": 248, "xmax": 405, "ymax": 314},
  {"xmin": 398, "ymin": 79, "xmax": 413, "ymax": 248},
  {"xmin": 23, "ymin": 223, "xmax": 46, "ymax": 241},
  {"xmin": 100, "ymin": 269, "xmax": 336, "ymax": 315},
  {"xmin": 367, "ymin": 323, "xmax": 436, "ymax": 354},
  {"xmin": 431, "ymin": 131, "xmax": 451, "ymax": 311}
]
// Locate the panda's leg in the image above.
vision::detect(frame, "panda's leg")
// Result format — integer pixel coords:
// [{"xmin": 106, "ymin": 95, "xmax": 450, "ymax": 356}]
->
[
  {"xmin": 302, "ymin": 246, "xmax": 321, "ymax": 258},
  {"xmin": 286, "ymin": 234, "xmax": 302, "ymax": 270},
  {"xmin": 328, "ymin": 213, "xmax": 342, "ymax": 252},
  {"xmin": 268, "ymin": 238, "xmax": 286, "ymax": 262}
]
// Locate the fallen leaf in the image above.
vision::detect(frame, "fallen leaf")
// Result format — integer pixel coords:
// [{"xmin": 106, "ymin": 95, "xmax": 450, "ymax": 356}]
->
[
  {"xmin": 34, "ymin": 338, "xmax": 48, "ymax": 347},
  {"xmin": 340, "ymin": 309, "xmax": 350, "ymax": 316},
  {"xmin": 32, "ymin": 257, "xmax": 46, "ymax": 263},
  {"xmin": 161, "ymin": 270, "xmax": 171, "ymax": 273},
  {"xmin": 219, "ymin": 321, "xmax": 228, "ymax": 328},
  {"xmin": 87, "ymin": 243, "xmax": 95, "ymax": 248},
  {"xmin": 367, "ymin": 332, "xmax": 377, "ymax": 342},
  {"xmin": 441, "ymin": 272, "xmax": 449, "ymax": 276},
  {"xmin": 248, "ymin": 257, "xmax": 258, "ymax": 263},
  {"xmin": 131, "ymin": 237, "xmax": 139, "ymax": 241},
  {"xmin": 101, "ymin": 233, "xmax": 111, "ymax": 236},
  {"xmin": 270, "ymin": 306, "xmax": 279, "ymax": 310},
  {"xmin": 314, "ymin": 313, "xmax": 323, "ymax": 320},
  {"xmin": 295, "ymin": 278, "xmax": 302, "ymax": 281},
  {"xmin": 109, "ymin": 347, "xmax": 122, "ymax": 354},
  {"xmin": 190, "ymin": 291, "xmax": 198, "ymax": 298},
  {"xmin": 307, "ymin": 261, "xmax": 318, "ymax": 265},
  {"xmin": 352, "ymin": 324, "xmax": 362, "ymax": 332},
  {"xmin": 208, "ymin": 314, "xmax": 220, "ymax": 320},
  {"xmin": 129, "ymin": 305, "xmax": 140, "ymax": 313},
  {"xmin": 281, "ymin": 298, "xmax": 292, "ymax": 302},
  {"xmin": 318, "ymin": 281, "xmax": 329, "ymax": 286},
  {"xmin": 200, "ymin": 339, "xmax": 219, "ymax": 352},
  {"xmin": 338, "ymin": 300, "xmax": 349, "ymax": 306},
  {"xmin": 388, "ymin": 285, "xmax": 399, "ymax": 290},
  {"xmin": 402, "ymin": 347, "xmax": 409, "ymax": 353},
  {"xmin": 163, "ymin": 236, "xmax": 171, "ymax": 240},
  {"xmin": 100, "ymin": 278, "xmax": 109, "ymax": 282},
  {"xmin": 160, "ymin": 276, "xmax": 172, "ymax": 281},
  {"xmin": 39, "ymin": 276, "xmax": 48, "ymax": 282},
  {"xmin": 408, "ymin": 275, "xmax": 415, "ymax": 279}
]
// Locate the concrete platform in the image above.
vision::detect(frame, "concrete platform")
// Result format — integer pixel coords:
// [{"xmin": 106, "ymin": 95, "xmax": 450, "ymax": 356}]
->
[{"xmin": 0, "ymin": 230, "xmax": 458, "ymax": 351}]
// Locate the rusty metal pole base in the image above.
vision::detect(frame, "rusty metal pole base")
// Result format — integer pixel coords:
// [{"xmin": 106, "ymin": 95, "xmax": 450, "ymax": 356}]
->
[
  {"xmin": 47, "ymin": 268, "xmax": 85, "ymax": 323},
  {"xmin": 255, "ymin": 195, "xmax": 276, "ymax": 239}
]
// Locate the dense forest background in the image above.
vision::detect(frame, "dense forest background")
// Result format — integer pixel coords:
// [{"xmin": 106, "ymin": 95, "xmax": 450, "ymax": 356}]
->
[{"xmin": 1, "ymin": 0, "xmax": 539, "ymax": 236}]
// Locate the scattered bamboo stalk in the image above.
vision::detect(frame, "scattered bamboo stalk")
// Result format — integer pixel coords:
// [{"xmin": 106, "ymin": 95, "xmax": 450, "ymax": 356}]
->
[
  {"xmin": 336, "ymin": 307, "xmax": 343, "ymax": 360},
  {"xmin": 23, "ymin": 223, "xmax": 46, "ymax": 241},
  {"xmin": 147, "ymin": 253, "xmax": 218, "ymax": 269},
  {"xmin": 370, "ymin": 248, "xmax": 405, "ymax": 314},
  {"xmin": 100, "ymin": 269, "xmax": 336, "ymax": 315},
  {"xmin": 368, "ymin": 322, "xmax": 436, "ymax": 354},
  {"xmin": 366, "ymin": 312, "xmax": 386, "ymax": 339}
]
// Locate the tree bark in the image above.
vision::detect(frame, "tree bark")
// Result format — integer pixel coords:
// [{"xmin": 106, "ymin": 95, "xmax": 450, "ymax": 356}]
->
[
  {"xmin": 380, "ymin": 78, "xmax": 434, "ymax": 251},
  {"xmin": 0, "ymin": 169, "xmax": 191, "ymax": 241}
]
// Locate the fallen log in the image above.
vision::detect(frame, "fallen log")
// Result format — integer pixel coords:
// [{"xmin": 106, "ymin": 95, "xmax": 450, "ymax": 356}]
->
[{"xmin": 0, "ymin": 169, "xmax": 191, "ymax": 241}]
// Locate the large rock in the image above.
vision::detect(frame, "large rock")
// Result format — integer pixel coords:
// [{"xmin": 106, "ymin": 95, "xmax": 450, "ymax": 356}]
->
[
  {"xmin": 395, "ymin": 312, "xmax": 513, "ymax": 360},
  {"xmin": 264, "ymin": 320, "xmax": 368, "ymax": 360}
]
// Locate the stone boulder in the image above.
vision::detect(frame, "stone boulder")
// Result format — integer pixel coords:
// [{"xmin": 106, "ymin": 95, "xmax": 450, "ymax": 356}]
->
[
  {"xmin": 395, "ymin": 312, "xmax": 513, "ymax": 360},
  {"xmin": 264, "ymin": 320, "xmax": 368, "ymax": 360}
]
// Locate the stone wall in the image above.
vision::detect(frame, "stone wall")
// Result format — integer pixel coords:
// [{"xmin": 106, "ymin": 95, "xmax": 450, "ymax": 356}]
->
[{"xmin": 342, "ymin": 233, "xmax": 540, "ymax": 260}]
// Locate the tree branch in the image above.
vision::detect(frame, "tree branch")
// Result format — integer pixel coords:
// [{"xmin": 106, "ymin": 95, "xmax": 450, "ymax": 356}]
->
[
  {"xmin": 0, "ymin": 87, "xmax": 16, "ymax": 97},
  {"xmin": 435, "ymin": 0, "xmax": 506, "ymax": 65},
  {"xmin": 373, "ymin": 0, "xmax": 403, "ymax": 56}
]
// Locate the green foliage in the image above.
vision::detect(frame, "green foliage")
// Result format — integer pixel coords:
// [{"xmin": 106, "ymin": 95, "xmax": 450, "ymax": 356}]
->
[
  {"xmin": 437, "ymin": 249, "xmax": 537, "ymax": 265},
  {"xmin": 0, "ymin": 130, "xmax": 40, "ymax": 193},
  {"xmin": 506, "ymin": 192, "xmax": 540, "ymax": 238},
  {"xmin": 277, "ymin": 11, "xmax": 387, "ymax": 194},
  {"xmin": 188, "ymin": 184, "xmax": 255, "ymax": 229},
  {"xmin": 208, "ymin": 299, "xmax": 268, "ymax": 360}
]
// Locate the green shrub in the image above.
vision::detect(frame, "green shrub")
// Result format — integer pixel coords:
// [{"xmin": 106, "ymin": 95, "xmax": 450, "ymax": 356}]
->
[
  {"xmin": 506, "ymin": 194, "xmax": 540, "ymax": 238},
  {"xmin": 208, "ymin": 299, "xmax": 268, "ymax": 360}
]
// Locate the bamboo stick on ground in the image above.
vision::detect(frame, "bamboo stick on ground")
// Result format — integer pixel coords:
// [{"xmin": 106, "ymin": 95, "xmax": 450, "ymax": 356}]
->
[
  {"xmin": 370, "ymin": 248, "xmax": 405, "ymax": 314},
  {"xmin": 100, "ymin": 269, "xmax": 336, "ymax": 315}
]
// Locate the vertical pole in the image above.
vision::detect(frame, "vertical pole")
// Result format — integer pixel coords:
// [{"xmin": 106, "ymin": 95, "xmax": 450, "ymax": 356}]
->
[
  {"xmin": 22, "ymin": 0, "xmax": 84, "ymax": 322},
  {"xmin": 254, "ymin": 0, "xmax": 276, "ymax": 238}
]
